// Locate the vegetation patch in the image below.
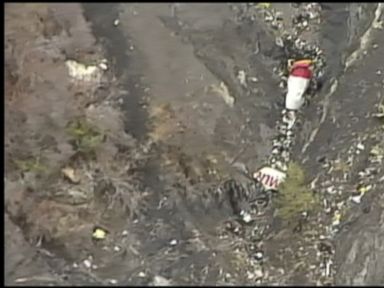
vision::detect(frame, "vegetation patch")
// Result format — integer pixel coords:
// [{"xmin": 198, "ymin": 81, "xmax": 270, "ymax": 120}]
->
[
  {"xmin": 14, "ymin": 156, "xmax": 48, "ymax": 175},
  {"xmin": 275, "ymin": 162, "xmax": 319, "ymax": 225},
  {"xmin": 66, "ymin": 118, "xmax": 105, "ymax": 156}
]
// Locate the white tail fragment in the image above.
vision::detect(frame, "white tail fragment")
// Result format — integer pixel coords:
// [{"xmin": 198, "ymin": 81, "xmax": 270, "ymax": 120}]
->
[{"xmin": 253, "ymin": 166, "xmax": 287, "ymax": 190}]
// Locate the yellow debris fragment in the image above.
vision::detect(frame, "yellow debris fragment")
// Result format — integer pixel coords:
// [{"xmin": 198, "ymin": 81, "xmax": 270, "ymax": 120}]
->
[
  {"xmin": 293, "ymin": 59, "xmax": 314, "ymax": 66},
  {"xmin": 332, "ymin": 211, "xmax": 341, "ymax": 226},
  {"xmin": 92, "ymin": 228, "xmax": 107, "ymax": 240},
  {"xmin": 358, "ymin": 184, "xmax": 372, "ymax": 195},
  {"xmin": 256, "ymin": 3, "xmax": 271, "ymax": 9}
]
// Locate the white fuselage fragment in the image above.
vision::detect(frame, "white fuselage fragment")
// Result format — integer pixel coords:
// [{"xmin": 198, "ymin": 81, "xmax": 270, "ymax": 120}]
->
[{"xmin": 285, "ymin": 75, "xmax": 311, "ymax": 110}]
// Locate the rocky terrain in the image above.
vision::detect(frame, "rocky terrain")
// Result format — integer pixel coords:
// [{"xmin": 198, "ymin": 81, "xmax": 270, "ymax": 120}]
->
[{"xmin": 4, "ymin": 3, "xmax": 384, "ymax": 286}]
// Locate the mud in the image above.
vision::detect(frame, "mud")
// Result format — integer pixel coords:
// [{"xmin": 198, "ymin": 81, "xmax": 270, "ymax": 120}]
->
[{"xmin": 5, "ymin": 3, "xmax": 384, "ymax": 286}]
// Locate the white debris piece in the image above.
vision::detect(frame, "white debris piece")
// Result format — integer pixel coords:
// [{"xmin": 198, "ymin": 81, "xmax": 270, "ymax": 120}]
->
[
  {"xmin": 65, "ymin": 60, "xmax": 103, "ymax": 83},
  {"xmin": 332, "ymin": 211, "xmax": 341, "ymax": 226},
  {"xmin": 237, "ymin": 70, "xmax": 247, "ymax": 86},
  {"xmin": 356, "ymin": 143, "xmax": 365, "ymax": 151},
  {"xmin": 373, "ymin": 20, "xmax": 383, "ymax": 29},
  {"xmin": 152, "ymin": 275, "xmax": 172, "ymax": 286},
  {"xmin": 169, "ymin": 239, "xmax": 178, "ymax": 246},
  {"xmin": 254, "ymin": 268, "xmax": 264, "ymax": 279},
  {"xmin": 326, "ymin": 186, "xmax": 337, "ymax": 195},
  {"xmin": 113, "ymin": 246, "xmax": 121, "ymax": 252},
  {"xmin": 83, "ymin": 259, "xmax": 92, "ymax": 268},
  {"xmin": 275, "ymin": 37, "xmax": 284, "ymax": 47},
  {"xmin": 242, "ymin": 212, "xmax": 252, "ymax": 223},
  {"xmin": 113, "ymin": 19, "xmax": 120, "ymax": 26},
  {"xmin": 138, "ymin": 271, "xmax": 146, "ymax": 277},
  {"xmin": 99, "ymin": 62, "xmax": 108, "ymax": 71},
  {"xmin": 325, "ymin": 259, "xmax": 333, "ymax": 277},
  {"xmin": 351, "ymin": 195, "xmax": 362, "ymax": 204},
  {"xmin": 254, "ymin": 251, "xmax": 264, "ymax": 261}
]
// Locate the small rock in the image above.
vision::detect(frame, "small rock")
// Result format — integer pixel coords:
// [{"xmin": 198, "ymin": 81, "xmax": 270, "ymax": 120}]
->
[
  {"xmin": 210, "ymin": 82, "xmax": 235, "ymax": 107},
  {"xmin": 113, "ymin": 19, "xmax": 120, "ymax": 26},
  {"xmin": 109, "ymin": 279, "xmax": 118, "ymax": 285},
  {"xmin": 61, "ymin": 167, "xmax": 80, "ymax": 184}
]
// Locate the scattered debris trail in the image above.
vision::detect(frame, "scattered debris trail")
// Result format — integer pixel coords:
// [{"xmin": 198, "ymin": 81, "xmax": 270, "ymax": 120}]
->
[{"xmin": 221, "ymin": 3, "xmax": 384, "ymax": 285}]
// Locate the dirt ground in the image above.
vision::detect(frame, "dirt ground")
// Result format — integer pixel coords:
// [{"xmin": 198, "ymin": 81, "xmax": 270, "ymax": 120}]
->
[{"xmin": 4, "ymin": 3, "xmax": 384, "ymax": 286}]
